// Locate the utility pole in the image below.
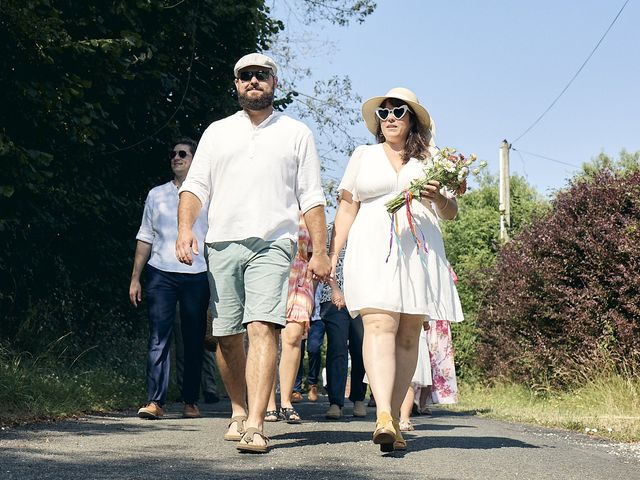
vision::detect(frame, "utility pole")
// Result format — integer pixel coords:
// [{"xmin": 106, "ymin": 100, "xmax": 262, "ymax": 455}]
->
[{"xmin": 499, "ymin": 139, "xmax": 511, "ymax": 242}]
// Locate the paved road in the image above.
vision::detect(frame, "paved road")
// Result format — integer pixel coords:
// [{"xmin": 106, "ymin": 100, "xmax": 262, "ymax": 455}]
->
[{"xmin": 1, "ymin": 398, "xmax": 638, "ymax": 479}]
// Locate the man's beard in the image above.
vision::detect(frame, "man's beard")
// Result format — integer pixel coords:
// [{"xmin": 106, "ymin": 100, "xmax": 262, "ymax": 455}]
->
[{"xmin": 238, "ymin": 89, "xmax": 274, "ymax": 111}]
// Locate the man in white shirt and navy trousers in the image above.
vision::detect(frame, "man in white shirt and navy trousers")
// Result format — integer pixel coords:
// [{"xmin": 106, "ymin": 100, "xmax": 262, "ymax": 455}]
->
[{"xmin": 129, "ymin": 138, "xmax": 209, "ymax": 420}]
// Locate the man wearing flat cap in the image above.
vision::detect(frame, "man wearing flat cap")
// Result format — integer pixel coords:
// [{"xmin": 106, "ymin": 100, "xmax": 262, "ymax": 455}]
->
[{"xmin": 176, "ymin": 52, "xmax": 331, "ymax": 453}]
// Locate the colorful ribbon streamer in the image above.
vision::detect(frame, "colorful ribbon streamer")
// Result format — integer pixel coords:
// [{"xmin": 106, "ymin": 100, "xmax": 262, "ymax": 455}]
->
[{"xmin": 385, "ymin": 191, "xmax": 429, "ymax": 263}]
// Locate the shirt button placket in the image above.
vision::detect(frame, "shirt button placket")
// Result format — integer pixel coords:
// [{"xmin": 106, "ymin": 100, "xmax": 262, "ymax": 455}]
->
[{"xmin": 248, "ymin": 130, "xmax": 257, "ymax": 159}]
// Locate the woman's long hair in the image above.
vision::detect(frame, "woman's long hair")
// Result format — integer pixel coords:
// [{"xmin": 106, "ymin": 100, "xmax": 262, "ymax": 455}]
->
[{"xmin": 375, "ymin": 98, "xmax": 433, "ymax": 163}]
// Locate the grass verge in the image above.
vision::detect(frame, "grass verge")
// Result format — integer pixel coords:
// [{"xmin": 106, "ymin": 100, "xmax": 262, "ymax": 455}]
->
[
  {"xmin": 445, "ymin": 375, "xmax": 640, "ymax": 442},
  {"xmin": 0, "ymin": 346, "xmax": 144, "ymax": 427}
]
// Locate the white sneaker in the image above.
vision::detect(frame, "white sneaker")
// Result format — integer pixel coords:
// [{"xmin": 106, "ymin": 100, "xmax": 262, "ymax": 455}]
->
[
  {"xmin": 325, "ymin": 404, "xmax": 342, "ymax": 420},
  {"xmin": 352, "ymin": 400, "xmax": 367, "ymax": 417}
]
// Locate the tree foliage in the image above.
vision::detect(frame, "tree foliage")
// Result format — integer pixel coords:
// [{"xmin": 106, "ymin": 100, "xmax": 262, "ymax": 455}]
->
[
  {"xmin": 0, "ymin": 0, "xmax": 282, "ymax": 354},
  {"xmin": 0, "ymin": 0, "xmax": 376, "ymax": 356},
  {"xmin": 476, "ymin": 154, "xmax": 640, "ymax": 386}
]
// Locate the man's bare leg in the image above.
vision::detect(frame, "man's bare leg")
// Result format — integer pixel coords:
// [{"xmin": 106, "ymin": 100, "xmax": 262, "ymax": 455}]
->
[
  {"xmin": 244, "ymin": 320, "xmax": 278, "ymax": 447},
  {"xmin": 216, "ymin": 333, "xmax": 247, "ymax": 437}
]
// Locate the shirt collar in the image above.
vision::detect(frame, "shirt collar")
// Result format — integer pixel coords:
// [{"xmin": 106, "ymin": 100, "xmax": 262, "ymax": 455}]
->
[{"xmin": 238, "ymin": 109, "xmax": 278, "ymax": 128}]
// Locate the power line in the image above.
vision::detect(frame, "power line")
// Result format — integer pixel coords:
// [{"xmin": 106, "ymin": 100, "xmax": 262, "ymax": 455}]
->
[
  {"xmin": 511, "ymin": 147, "xmax": 580, "ymax": 168},
  {"xmin": 512, "ymin": 0, "xmax": 630, "ymax": 144},
  {"xmin": 513, "ymin": 147, "xmax": 529, "ymax": 180}
]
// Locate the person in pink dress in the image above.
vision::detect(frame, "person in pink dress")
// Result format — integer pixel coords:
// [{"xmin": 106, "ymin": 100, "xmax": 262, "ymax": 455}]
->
[{"xmin": 265, "ymin": 214, "xmax": 315, "ymax": 423}]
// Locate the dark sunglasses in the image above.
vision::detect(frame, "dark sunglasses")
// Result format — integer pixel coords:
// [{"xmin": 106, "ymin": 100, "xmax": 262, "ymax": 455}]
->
[
  {"xmin": 170, "ymin": 150, "xmax": 190, "ymax": 159},
  {"xmin": 238, "ymin": 70, "xmax": 272, "ymax": 82},
  {"xmin": 375, "ymin": 105, "xmax": 411, "ymax": 121}
]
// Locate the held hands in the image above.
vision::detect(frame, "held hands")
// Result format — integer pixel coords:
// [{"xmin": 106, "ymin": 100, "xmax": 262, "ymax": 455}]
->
[
  {"xmin": 306, "ymin": 251, "xmax": 331, "ymax": 283},
  {"xmin": 419, "ymin": 180, "xmax": 447, "ymax": 210},
  {"xmin": 175, "ymin": 228, "xmax": 199, "ymax": 265}
]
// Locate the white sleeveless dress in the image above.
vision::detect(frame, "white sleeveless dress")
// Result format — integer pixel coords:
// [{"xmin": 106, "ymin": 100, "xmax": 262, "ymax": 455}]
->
[{"xmin": 338, "ymin": 144, "xmax": 463, "ymax": 322}]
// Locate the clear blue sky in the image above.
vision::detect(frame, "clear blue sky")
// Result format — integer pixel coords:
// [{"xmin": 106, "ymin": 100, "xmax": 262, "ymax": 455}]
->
[{"xmin": 271, "ymin": 0, "xmax": 639, "ymax": 197}]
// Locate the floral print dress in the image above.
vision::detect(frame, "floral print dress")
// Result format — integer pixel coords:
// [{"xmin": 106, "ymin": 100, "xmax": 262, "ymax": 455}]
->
[{"xmin": 285, "ymin": 214, "xmax": 314, "ymax": 329}]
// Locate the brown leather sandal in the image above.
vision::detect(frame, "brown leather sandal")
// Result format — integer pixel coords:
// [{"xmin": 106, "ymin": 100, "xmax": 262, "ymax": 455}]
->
[
  {"xmin": 223, "ymin": 415, "xmax": 247, "ymax": 441},
  {"xmin": 236, "ymin": 427, "xmax": 270, "ymax": 453}
]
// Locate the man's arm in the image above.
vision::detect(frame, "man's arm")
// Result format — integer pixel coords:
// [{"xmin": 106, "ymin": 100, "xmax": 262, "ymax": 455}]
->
[
  {"xmin": 129, "ymin": 240, "xmax": 151, "ymax": 307},
  {"xmin": 303, "ymin": 205, "xmax": 331, "ymax": 282},
  {"xmin": 176, "ymin": 191, "xmax": 203, "ymax": 265}
]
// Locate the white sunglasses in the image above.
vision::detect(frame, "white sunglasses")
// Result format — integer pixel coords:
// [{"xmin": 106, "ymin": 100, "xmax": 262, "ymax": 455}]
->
[{"xmin": 375, "ymin": 104, "xmax": 411, "ymax": 121}]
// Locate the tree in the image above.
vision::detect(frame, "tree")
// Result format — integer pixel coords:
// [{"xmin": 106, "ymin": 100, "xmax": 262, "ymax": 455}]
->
[
  {"xmin": 0, "ymin": 0, "xmax": 377, "ymax": 355},
  {"xmin": 0, "ymin": 0, "xmax": 283, "ymax": 353},
  {"xmin": 576, "ymin": 149, "xmax": 640, "ymax": 183},
  {"xmin": 267, "ymin": 1, "xmax": 376, "ymax": 204}
]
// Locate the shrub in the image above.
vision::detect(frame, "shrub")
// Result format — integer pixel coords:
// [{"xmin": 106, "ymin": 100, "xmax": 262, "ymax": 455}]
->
[
  {"xmin": 442, "ymin": 174, "xmax": 548, "ymax": 379},
  {"xmin": 477, "ymin": 169, "xmax": 640, "ymax": 386}
]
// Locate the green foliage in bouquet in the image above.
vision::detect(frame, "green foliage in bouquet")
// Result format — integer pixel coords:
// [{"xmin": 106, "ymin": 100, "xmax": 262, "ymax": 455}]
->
[{"xmin": 385, "ymin": 147, "xmax": 486, "ymax": 214}]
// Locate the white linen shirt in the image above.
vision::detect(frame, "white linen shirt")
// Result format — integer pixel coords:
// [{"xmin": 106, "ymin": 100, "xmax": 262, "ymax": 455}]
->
[
  {"xmin": 179, "ymin": 111, "xmax": 326, "ymax": 243},
  {"xmin": 136, "ymin": 181, "xmax": 208, "ymax": 273}
]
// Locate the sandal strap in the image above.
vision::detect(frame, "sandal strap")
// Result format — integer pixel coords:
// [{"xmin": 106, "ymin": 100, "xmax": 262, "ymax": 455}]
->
[
  {"xmin": 280, "ymin": 407, "xmax": 301, "ymax": 421},
  {"xmin": 241, "ymin": 427, "xmax": 269, "ymax": 445},
  {"xmin": 228, "ymin": 415, "xmax": 247, "ymax": 432}
]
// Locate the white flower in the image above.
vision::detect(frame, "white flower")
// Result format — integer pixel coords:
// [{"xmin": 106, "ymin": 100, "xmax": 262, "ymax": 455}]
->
[
  {"xmin": 458, "ymin": 167, "xmax": 469, "ymax": 181},
  {"xmin": 443, "ymin": 160, "xmax": 456, "ymax": 173}
]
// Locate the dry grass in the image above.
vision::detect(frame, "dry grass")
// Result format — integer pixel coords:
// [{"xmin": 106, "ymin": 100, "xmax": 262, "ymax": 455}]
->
[{"xmin": 445, "ymin": 374, "xmax": 640, "ymax": 442}]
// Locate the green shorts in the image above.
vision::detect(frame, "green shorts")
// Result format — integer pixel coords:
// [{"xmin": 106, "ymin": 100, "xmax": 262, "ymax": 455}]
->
[{"xmin": 205, "ymin": 237, "xmax": 295, "ymax": 336}]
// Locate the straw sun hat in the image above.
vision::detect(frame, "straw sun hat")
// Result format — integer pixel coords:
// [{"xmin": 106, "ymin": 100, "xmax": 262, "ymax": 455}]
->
[{"xmin": 361, "ymin": 87, "xmax": 433, "ymax": 137}]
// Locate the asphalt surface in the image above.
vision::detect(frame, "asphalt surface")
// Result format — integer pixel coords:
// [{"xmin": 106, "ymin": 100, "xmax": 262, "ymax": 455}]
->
[{"xmin": 1, "ymin": 397, "xmax": 639, "ymax": 480}]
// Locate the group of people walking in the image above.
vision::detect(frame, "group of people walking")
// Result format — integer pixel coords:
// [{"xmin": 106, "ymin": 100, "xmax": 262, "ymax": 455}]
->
[{"xmin": 129, "ymin": 51, "xmax": 463, "ymax": 454}]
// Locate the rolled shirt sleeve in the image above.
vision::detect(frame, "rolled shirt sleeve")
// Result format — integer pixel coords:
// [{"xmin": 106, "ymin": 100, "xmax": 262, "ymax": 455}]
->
[
  {"xmin": 135, "ymin": 193, "xmax": 154, "ymax": 244},
  {"xmin": 179, "ymin": 125, "xmax": 214, "ymax": 207},
  {"xmin": 296, "ymin": 129, "xmax": 326, "ymax": 213}
]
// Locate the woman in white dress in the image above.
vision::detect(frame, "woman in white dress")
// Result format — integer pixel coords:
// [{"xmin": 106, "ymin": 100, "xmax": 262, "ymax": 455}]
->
[{"xmin": 330, "ymin": 87, "xmax": 463, "ymax": 452}]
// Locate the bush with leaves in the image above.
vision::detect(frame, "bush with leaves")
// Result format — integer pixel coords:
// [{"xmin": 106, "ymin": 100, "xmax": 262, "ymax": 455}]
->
[
  {"xmin": 477, "ymin": 165, "xmax": 640, "ymax": 386},
  {"xmin": 441, "ymin": 174, "xmax": 548, "ymax": 379}
]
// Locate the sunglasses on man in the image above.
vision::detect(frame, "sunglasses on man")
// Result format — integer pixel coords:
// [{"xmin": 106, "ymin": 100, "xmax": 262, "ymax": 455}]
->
[
  {"xmin": 170, "ymin": 150, "xmax": 190, "ymax": 159},
  {"xmin": 237, "ymin": 70, "xmax": 272, "ymax": 82},
  {"xmin": 375, "ymin": 104, "xmax": 411, "ymax": 121}
]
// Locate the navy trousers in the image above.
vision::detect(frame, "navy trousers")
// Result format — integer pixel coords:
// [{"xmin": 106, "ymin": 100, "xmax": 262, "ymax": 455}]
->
[
  {"xmin": 145, "ymin": 265, "xmax": 209, "ymax": 405},
  {"xmin": 321, "ymin": 302, "xmax": 367, "ymax": 407}
]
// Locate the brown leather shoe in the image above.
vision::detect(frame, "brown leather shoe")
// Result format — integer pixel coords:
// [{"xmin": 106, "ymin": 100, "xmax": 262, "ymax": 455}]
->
[
  {"xmin": 291, "ymin": 391, "xmax": 303, "ymax": 403},
  {"xmin": 183, "ymin": 403, "xmax": 202, "ymax": 418},
  {"xmin": 307, "ymin": 384, "xmax": 318, "ymax": 402},
  {"xmin": 138, "ymin": 402, "xmax": 164, "ymax": 420}
]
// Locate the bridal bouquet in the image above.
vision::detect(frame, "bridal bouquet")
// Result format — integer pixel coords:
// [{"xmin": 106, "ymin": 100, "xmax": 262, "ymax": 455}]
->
[{"xmin": 385, "ymin": 147, "xmax": 483, "ymax": 214}]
